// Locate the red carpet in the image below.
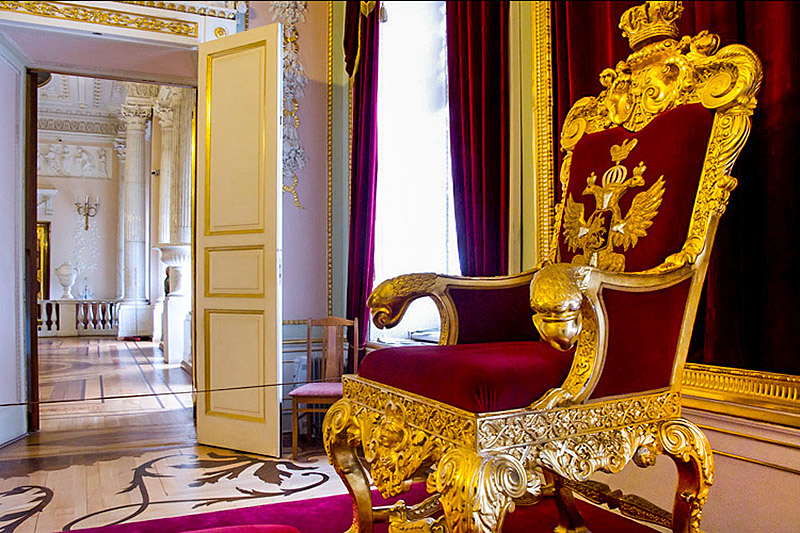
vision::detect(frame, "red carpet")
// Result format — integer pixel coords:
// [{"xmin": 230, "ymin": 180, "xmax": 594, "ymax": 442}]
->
[{"xmin": 72, "ymin": 484, "xmax": 656, "ymax": 532}]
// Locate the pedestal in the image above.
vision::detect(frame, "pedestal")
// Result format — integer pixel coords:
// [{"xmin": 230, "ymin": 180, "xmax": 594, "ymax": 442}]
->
[
  {"xmin": 117, "ymin": 300, "xmax": 153, "ymax": 339},
  {"xmin": 164, "ymin": 294, "xmax": 191, "ymax": 364},
  {"xmin": 158, "ymin": 244, "xmax": 191, "ymax": 364}
]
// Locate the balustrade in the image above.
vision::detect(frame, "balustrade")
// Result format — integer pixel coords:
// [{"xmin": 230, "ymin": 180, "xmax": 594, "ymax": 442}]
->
[{"xmin": 37, "ymin": 300, "xmax": 120, "ymax": 337}]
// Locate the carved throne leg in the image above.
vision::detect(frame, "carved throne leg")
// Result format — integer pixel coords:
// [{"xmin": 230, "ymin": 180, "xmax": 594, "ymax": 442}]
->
[
  {"xmin": 543, "ymin": 470, "xmax": 590, "ymax": 533},
  {"xmin": 324, "ymin": 400, "xmax": 374, "ymax": 533},
  {"xmin": 427, "ymin": 448, "xmax": 527, "ymax": 533},
  {"xmin": 657, "ymin": 419, "xmax": 715, "ymax": 533}
]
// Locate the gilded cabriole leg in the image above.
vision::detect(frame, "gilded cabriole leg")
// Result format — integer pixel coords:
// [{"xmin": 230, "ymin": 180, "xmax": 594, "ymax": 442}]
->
[
  {"xmin": 425, "ymin": 448, "xmax": 527, "ymax": 533},
  {"xmin": 657, "ymin": 419, "xmax": 714, "ymax": 533},
  {"xmin": 323, "ymin": 399, "xmax": 375, "ymax": 533},
  {"xmin": 543, "ymin": 470, "xmax": 590, "ymax": 533}
]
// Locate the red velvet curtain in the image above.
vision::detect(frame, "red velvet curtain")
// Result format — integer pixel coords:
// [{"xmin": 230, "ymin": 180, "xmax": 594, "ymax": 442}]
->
[
  {"xmin": 345, "ymin": 1, "xmax": 380, "ymax": 369},
  {"xmin": 552, "ymin": 1, "xmax": 800, "ymax": 374},
  {"xmin": 446, "ymin": 1, "xmax": 509, "ymax": 277}
]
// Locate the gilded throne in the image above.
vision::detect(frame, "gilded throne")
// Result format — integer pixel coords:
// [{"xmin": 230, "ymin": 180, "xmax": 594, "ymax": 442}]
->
[{"xmin": 323, "ymin": 2, "xmax": 762, "ymax": 532}]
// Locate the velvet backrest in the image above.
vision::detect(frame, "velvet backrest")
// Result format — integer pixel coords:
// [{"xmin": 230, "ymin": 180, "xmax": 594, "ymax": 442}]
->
[
  {"xmin": 449, "ymin": 284, "xmax": 540, "ymax": 344},
  {"xmin": 556, "ymin": 103, "xmax": 715, "ymax": 399},
  {"xmin": 558, "ymin": 103, "xmax": 714, "ymax": 272}
]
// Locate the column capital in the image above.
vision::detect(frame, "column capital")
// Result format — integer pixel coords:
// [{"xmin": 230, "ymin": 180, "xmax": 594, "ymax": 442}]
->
[
  {"xmin": 153, "ymin": 101, "xmax": 176, "ymax": 129},
  {"xmin": 120, "ymin": 104, "xmax": 151, "ymax": 131}
]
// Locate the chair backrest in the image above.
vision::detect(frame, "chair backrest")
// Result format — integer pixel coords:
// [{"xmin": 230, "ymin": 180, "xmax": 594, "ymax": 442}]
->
[
  {"xmin": 305, "ymin": 316, "xmax": 359, "ymax": 382},
  {"xmin": 552, "ymin": 1, "xmax": 761, "ymax": 399}
]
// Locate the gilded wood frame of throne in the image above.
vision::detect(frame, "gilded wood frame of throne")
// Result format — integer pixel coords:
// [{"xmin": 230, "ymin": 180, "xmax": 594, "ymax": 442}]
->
[{"xmin": 323, "ymin": 2, "xmax": 762, "ymax": 532}]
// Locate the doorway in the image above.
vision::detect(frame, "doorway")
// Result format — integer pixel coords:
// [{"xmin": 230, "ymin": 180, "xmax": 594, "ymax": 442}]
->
[{"xmin": 31, "ymin": 71, "xmax": 197, "ymax": 436}]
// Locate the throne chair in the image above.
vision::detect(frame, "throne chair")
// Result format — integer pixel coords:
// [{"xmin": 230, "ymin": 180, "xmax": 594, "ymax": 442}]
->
[{"xmin": 323, "ymin": 2, "xmax": 761, "ymax": 532}]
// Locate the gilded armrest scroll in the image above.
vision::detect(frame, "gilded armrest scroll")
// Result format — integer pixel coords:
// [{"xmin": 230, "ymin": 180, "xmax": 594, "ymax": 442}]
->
[
  {"xmin": 369, "ymin": 271, "xmax": 541, "ymax": 345},
  {"xmin": 369, "ymin": 273, "xmax": 452, "ymax": 330}
]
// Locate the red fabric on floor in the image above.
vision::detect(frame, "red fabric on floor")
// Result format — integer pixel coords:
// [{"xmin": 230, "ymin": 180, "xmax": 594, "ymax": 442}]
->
[
  {"xmin": 71, "ymin": 482, "xmax": 657, "ymax": 532},
  {"xmin": 184, "ymin": 526, "xmax": 299, "ymax": 533}
]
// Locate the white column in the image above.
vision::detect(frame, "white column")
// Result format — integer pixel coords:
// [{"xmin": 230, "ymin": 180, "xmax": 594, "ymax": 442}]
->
[
  {"xmin": 113, "ymin": 135, "xmax": 126, "ymax": 301},
  {"xmin": 158, "ymin": 87, "xmax": 193, "ymax": 364},
  {"xmin": 117, "ymin": 83, "xmax": 157, "ymax": 338}
]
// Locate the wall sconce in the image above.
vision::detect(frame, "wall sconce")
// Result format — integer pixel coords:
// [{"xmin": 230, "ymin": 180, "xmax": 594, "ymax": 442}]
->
[{"xmin": 75, "ymin": 195, "xmax": 100, "ymax": 230}]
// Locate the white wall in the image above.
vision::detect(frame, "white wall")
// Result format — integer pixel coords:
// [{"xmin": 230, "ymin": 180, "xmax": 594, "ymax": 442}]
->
[
  {"xmin": 0, "ymin": 40, "xmax": 27, "ymax": 445},
  {"xmin": 38, "ymin": 133, "xmax": 120, "ymax": 300}
]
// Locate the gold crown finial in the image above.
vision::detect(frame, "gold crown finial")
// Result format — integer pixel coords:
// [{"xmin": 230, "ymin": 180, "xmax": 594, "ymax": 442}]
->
[{"xmin": 619, "ymin": 1, "xmax": 684, "ymax": 51}]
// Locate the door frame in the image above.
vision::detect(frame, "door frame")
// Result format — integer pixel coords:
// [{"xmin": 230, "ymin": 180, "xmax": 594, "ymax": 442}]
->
[{"xmin": 22, "ymin": 68, "xmax": 198, "ymax": 433}]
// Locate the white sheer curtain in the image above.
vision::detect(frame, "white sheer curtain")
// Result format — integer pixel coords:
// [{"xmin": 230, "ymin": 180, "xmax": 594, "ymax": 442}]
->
[{"xmin": 371, "ymin": 1, "xmax": 459, "ymax": 342}]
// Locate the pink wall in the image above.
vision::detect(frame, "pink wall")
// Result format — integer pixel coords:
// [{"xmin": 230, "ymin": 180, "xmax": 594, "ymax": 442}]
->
[{"xmin": 251, "ymin": 3, "xmax": 330, "ymax": 321}]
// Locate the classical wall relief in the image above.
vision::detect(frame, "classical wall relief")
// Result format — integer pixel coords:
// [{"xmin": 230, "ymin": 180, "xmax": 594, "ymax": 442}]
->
[{"xmin": 38, "ymin": 143, "xmax": 109, "ymax": 179}]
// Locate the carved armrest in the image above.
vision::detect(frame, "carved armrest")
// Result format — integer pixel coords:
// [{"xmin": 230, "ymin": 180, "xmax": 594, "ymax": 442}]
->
[
  {"xmin": 368, "ymin": 273, "xmax": 449, "ymax": 331},
  {"xmin": 369, "ymin": 271, "xmax": 538, "ymax": 345},
  {"xmin": 530, "ymin": 262, "xmax": 693, "ymax": 351}
]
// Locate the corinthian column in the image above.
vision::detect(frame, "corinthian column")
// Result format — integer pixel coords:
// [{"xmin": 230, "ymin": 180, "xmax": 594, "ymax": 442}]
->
[{"xmin": 118, "ymin": 83, "xmax": 158, "ymax": 339}]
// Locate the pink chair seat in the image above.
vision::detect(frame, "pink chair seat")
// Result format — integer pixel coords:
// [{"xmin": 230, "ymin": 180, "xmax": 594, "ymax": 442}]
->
[{"xmin": 289, "ymin": 381, "xmax": 343, "ymax": 398}]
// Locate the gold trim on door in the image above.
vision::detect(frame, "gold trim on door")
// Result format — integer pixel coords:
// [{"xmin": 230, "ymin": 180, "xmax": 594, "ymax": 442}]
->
[{"xmin": 204, "ymin": 40, "xmax": 267, "ymax": 236}]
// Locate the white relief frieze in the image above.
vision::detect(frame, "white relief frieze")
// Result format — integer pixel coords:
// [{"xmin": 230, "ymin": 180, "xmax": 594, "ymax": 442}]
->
[{"xmin": 38, "ymin": 143, "xmax": 110, "ymax": 179}]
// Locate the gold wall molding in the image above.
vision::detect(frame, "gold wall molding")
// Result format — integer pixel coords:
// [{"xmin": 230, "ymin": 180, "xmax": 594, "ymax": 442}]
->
[
  {"xmin": 530, "ymin": 1, "xmax": 554, "ymax": 266},
  {"xmin": 0, "ymin": 1, "xmax": 198, "ymax": 37},
  {"xmin": 120, "ymin": 1, "xmax": 236, "ymax": 20},
  {"xmin": 326, "ymin": 0, "xmax": 333, "ymax": 316},
  {"xmin": 683, "ymin": 363, "xmax": 800, "ymax": 427}
]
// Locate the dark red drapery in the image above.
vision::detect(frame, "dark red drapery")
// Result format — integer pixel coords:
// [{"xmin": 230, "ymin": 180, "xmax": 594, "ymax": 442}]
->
[
  {"xmin": 552, "ymin": 1, "xmax": 800, "ymax": 374},
  {"xmin": 446, "ymin": 1, "xmax": 510, "ymax": 277},
  {"xmin": 345, "ymin": 1, "xmax": 380, "ymax": 369}
]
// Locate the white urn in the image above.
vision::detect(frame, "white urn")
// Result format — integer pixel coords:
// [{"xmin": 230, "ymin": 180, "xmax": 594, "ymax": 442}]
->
[{"xmin": 54, "ymin": 262, "xmax": 78, "ymax": 299}]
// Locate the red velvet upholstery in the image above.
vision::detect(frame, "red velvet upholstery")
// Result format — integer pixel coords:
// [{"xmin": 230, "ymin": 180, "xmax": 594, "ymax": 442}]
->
[
  {"xmin": 559, "ymin": 103, "xmax": 714, "ymax": 272},
  {"xmin": 591, "ymin": 278, "xmax": 692, "ymax": 399},
  {"xmin": 449, "ymin": 284, "xmax": 540, "ymax": 344},
  {"xmin": 359, "ymin": 342, "xmax": 573, "ymax": 413}
]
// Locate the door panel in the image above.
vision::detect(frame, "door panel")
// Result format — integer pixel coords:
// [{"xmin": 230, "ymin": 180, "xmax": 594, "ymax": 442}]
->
[
  {"xmin": 0, "ymin": 43, "xmax": 28, "ymax": 444},
  {"xmin": 196, "ymin": 24, "xmax": 283, "ymax": 456}
]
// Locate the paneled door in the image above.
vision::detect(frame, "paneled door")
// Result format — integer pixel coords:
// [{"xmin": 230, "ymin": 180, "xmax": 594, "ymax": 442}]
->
[{"xmin": 195, "ymin": 24, "xmax": 283, "ymax": 456}]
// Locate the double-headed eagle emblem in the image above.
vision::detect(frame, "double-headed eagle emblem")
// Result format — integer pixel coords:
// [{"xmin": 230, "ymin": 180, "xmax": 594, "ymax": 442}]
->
[{"xmin": 563, "ymin": 138, "xmax": 665, "ymax": 271}]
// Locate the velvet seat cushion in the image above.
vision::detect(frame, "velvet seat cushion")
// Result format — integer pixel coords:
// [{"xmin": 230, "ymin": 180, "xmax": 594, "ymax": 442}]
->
[
  {"xmin": 358, "ymin": 341, "xmax": 573, "ymax": 413},
  {"xmin": 289, "ymin": 382, "xmax": 342, "ymax": 398}
]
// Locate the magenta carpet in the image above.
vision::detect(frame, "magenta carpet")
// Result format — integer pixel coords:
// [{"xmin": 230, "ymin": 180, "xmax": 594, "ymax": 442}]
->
[{"xmin": 72, "ymin": 484, "xmax": 656, "ymax": 532}]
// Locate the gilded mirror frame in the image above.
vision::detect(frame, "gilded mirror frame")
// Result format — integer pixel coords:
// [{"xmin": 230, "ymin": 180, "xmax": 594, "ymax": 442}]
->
[{"xmin": 527, "ymin": 3, "xmax": 800, "ymax": 428}]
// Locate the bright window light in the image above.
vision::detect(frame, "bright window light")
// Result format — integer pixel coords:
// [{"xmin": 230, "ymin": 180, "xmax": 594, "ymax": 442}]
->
[{"xmin": 371, "ymin": 1, "xmax": 459, "ymax": 342}]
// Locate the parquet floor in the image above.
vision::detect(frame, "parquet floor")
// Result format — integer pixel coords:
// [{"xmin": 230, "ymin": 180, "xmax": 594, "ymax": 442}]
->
[{"xmin": 0, "ymin": 338, "xmax": 342, "ymax": 532}]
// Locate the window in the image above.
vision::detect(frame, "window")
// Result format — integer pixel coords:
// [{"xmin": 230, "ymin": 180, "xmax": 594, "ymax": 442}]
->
[{"xmin": 371, "ymin": 1, "xmax": 459, "ymax": 342}]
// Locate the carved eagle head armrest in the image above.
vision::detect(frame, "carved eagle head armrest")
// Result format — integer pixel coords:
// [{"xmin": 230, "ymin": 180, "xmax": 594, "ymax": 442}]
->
[
  {"xmin": 368, "ymin": 273, "xmax": 441, "ymax": 330},
  {"xmin": 529, "ymin": 263, "xmax": 592, "ymax": 351}
]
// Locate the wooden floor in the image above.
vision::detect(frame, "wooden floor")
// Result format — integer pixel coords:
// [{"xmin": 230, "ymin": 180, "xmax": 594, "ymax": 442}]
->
[{"xmin": 0, "ymin": 338, "xmax": 342, "ymax": 532}]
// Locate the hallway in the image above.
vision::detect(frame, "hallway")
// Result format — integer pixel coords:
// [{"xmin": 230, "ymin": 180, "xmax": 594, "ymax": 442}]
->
[
  {"xmin": 39, "ymin": 338, "xmax": 192, "ymax": 429},
  {"xmin": 0, "ymin": 339, "xmax": 342, "ymax": 532}
]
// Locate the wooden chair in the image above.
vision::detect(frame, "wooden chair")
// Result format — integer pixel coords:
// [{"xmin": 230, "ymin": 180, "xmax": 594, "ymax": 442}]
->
[{"xmin": 289, "ymin": 316, "xmax": 358, "ymax": 460}]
